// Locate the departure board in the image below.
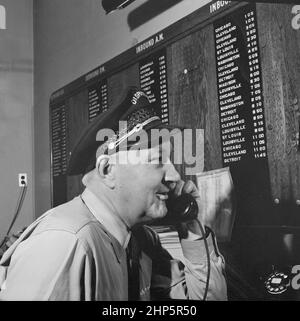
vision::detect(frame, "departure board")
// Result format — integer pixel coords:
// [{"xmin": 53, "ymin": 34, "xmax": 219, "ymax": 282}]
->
[
  {"xmin": 88, "ymin": 80, "xmax": 108, "ymax": 122},
  {"xmin": 51, "ymin": 104, "xmax": 68, "ymax": 177},
  {"xmin": 49, "ymin": 1, "xmax": 300, "ymax": 228},
  {"xmin": 139, "ymin": 49, "xmax": 169, "ymax": 123},
  {"xmin": 214, "ymin": 3, "xmax": 267, "ymax": 165},
  {"xmin": 50, "ymin": 102, "xmax": 68, "ymax": 206}
]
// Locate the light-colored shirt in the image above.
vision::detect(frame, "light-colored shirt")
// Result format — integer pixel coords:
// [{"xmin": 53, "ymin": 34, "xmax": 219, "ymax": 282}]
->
[{"xmin": 0, "ymin": 194, "xmax": 227, "ymax": 301}]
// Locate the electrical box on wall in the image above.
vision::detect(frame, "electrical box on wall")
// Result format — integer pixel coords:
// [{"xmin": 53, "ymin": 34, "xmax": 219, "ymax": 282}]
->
[{"xmin": 18, "ymin": 173, "xmax": 27, "ymax": 187}]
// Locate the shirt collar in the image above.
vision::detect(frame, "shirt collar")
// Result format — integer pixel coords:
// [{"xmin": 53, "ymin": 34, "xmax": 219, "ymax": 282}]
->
[{"xmin": 81, "ymin": 188, "xmax": 131, "ymax": 249}]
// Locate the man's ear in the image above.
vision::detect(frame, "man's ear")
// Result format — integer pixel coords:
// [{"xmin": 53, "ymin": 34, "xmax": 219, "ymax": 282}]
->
[{"xmin": 96, "ymin": 155, "xmax": 115, "ymax": 188}]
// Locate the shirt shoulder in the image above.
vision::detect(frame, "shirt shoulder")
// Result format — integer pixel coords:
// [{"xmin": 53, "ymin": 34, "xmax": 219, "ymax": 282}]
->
[{"xmin": 33, "ymin": 196, "xmax": 99, "ymax": 236}]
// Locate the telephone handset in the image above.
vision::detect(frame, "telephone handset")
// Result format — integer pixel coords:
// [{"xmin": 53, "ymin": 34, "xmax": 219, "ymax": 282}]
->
[
  {"xmin": 161, "ymin": 193, "xmax": 199, "ymax": 224},
  {"xmin": 155, "ymin": 192, "xmax": 210, "ymax": 301}
]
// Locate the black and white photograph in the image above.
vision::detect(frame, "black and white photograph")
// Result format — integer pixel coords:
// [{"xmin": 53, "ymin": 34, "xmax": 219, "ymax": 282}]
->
[{"xmin": 0, "ymin": 0, "xmax": 300, "ymax": 308}]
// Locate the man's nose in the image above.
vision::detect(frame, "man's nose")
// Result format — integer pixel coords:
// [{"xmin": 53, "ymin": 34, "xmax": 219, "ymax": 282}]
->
[{"xmin": 164, "ymin": 159, "xmax": 181, "ymax": 184}]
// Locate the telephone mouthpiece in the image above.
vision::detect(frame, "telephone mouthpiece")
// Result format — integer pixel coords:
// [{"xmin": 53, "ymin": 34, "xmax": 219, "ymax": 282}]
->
[{"xmin": 166, "ymin": 193, "xmax": 198, "ymax": 222}]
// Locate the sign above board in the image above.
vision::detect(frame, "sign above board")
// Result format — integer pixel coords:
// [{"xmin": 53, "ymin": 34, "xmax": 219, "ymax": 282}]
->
[
  {"xmin": 135, "ymin": 32, "xmax": 165, "ymax": 55},
  {"xmin": 85, "ymin": 66, "xmax": 106, "ymax": 82},
  {"xmin": 210, "ymin": 1, "xmax": 232, "ymax": 14}
]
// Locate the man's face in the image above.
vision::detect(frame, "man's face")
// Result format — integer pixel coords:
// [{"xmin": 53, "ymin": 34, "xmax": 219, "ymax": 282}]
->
[{"xmin": 114, "ymin": 140, "xmax": 181, "ymax": 225}]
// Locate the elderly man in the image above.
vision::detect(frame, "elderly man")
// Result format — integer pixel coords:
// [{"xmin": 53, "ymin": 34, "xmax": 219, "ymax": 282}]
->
[{"xmin": 0, "ymin": 87, "xmax": 227, "ymax": 300}]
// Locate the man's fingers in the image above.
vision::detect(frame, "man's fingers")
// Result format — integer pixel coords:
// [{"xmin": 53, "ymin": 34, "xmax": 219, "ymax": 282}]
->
[
  {"xmin": 173, "ymin": 180, "xmax": 185, "ymax": 197},
  {"xmin": 173, "ymin": 180, "xmax": 199, "ymax": 198},
  {"xmin": 182, "ymin": 180, "xmax": 196, "ymax": 194}
]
